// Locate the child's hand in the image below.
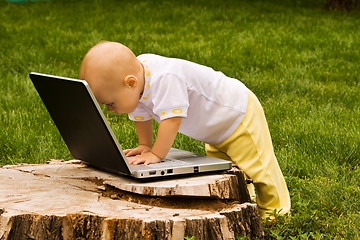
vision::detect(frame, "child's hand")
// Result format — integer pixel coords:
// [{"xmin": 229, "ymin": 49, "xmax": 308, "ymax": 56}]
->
[
  {"xmin": 127, "ymin": 151, "xmax": 162, "ymax": 165},
  {"xmin": 123, "ymin": 145, "xmax": 151, "ymax": 157}
]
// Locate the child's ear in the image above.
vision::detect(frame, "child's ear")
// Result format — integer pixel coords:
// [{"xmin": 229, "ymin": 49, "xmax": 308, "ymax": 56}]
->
[{"xmin": 123, "ymin": 75, "xmax": 138, "ymax": 88}]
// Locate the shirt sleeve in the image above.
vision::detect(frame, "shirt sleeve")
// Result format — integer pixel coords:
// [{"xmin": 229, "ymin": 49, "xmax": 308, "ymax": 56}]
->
[
  {"xmin": 151, "ymin": 74, "xmax": 189, "ymax": 121},
  {"xmin": 128, "ymin": 104, "xmax": 153, "ymax": 122}
]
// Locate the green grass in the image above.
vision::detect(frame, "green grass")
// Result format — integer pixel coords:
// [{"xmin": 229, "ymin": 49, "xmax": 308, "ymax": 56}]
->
[{"xmin": 1, "ymin": 0, "xmax": 359, "ymax": 238}]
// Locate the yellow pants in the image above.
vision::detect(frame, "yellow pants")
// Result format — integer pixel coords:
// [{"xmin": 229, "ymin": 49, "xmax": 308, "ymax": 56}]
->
[{"xmin": 205, "ymin": 90, "xmax": 291, "ymax": 219}]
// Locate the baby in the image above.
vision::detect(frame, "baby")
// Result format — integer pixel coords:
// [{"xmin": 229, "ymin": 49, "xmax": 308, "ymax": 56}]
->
[{"xmin": 79, "ymin": 41, "xmax": 291, "ymax": 219}]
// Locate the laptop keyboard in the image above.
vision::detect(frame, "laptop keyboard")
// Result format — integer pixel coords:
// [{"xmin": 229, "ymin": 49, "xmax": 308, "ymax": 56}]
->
[
  {"xmin": 129, "ymin": 158, "xmax": 192, "ymax": 170},
  {"xmin": 155, "ymin": 158, "xmax": 192, "ymax": 167}
]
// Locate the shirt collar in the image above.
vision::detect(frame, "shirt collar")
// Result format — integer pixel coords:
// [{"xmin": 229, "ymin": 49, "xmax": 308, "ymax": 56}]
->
[{"xmin": 139, "ymin": 60, "xmax": 151, "ymax": 103}]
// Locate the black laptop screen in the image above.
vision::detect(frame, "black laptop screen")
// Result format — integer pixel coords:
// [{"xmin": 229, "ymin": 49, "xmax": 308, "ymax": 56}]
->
[{"xmin": 30, "ymin": 73, "xmax": 131, "ymax": 175}]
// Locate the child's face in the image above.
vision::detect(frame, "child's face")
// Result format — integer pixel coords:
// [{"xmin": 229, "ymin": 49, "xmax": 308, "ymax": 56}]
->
[{"xmin": 93, "ymin": 75, "xmax": 141, "ymax": 115}]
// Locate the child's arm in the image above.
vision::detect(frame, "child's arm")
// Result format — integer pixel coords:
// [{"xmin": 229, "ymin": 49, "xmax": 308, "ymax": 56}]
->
[
  {"xmin": 124, "ymin": 120, "xmax": 153, "ymax": 156},
  {"xmin": 127, "ymin": 117, "xmax": 182, "ymax": 165}
]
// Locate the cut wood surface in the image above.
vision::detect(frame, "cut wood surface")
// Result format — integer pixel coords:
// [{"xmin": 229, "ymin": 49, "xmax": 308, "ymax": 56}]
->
[{"xmin": 0, "ymin": 160, "xmax": 264, "ymax": 239}]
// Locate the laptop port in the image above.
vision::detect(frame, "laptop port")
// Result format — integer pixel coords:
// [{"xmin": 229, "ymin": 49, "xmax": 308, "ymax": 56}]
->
[
  {"xmin": 149, "ymin": 170, "xmax": 156, "ymax": 175},
  {"xmin": 194, "ymin": 166, "xmax": 199, "ymax": 173},
  {"xmin": 167, "ymin": 169, "xmax": 173, "ymax": 174}
]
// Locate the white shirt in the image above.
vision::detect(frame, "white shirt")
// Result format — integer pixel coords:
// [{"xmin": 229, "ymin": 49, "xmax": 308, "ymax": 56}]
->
[{"xmin": 129, "ymin": 54, "xmax": 248, "ymax": 145}]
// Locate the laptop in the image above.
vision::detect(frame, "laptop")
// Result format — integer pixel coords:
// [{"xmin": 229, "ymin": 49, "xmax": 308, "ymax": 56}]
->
[{"xmin": 29, "ymin": 72, "xmax": 232, "ymax": 179}]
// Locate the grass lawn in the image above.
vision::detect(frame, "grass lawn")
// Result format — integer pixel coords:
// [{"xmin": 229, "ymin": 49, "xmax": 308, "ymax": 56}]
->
[{"xmin": 1, "ymin": 0, "xmax": 359, "ymax": 238}]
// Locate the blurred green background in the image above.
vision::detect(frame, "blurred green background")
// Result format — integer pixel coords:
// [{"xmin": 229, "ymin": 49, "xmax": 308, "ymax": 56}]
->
[{"xmin": 0, "ymin": 0, "xmax": 359, "ymax": 238}]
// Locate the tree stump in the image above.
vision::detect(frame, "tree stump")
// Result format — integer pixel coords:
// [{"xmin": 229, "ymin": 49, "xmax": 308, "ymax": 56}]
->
[{"xmin": 0, "ymin": 160, "xmax": 264, "ymax": 239}]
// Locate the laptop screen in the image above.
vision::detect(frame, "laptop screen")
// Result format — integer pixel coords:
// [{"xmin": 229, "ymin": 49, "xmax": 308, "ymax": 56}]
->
[{"xmin": 30, "ymin": 72, "xmax": 132, "ymax": 176}]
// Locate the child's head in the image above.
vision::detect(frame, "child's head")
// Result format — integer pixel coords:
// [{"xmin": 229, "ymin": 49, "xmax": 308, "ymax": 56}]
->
[{"xmin": 80, "ymin": 41, "xmax": 144, "ymax": 114}]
